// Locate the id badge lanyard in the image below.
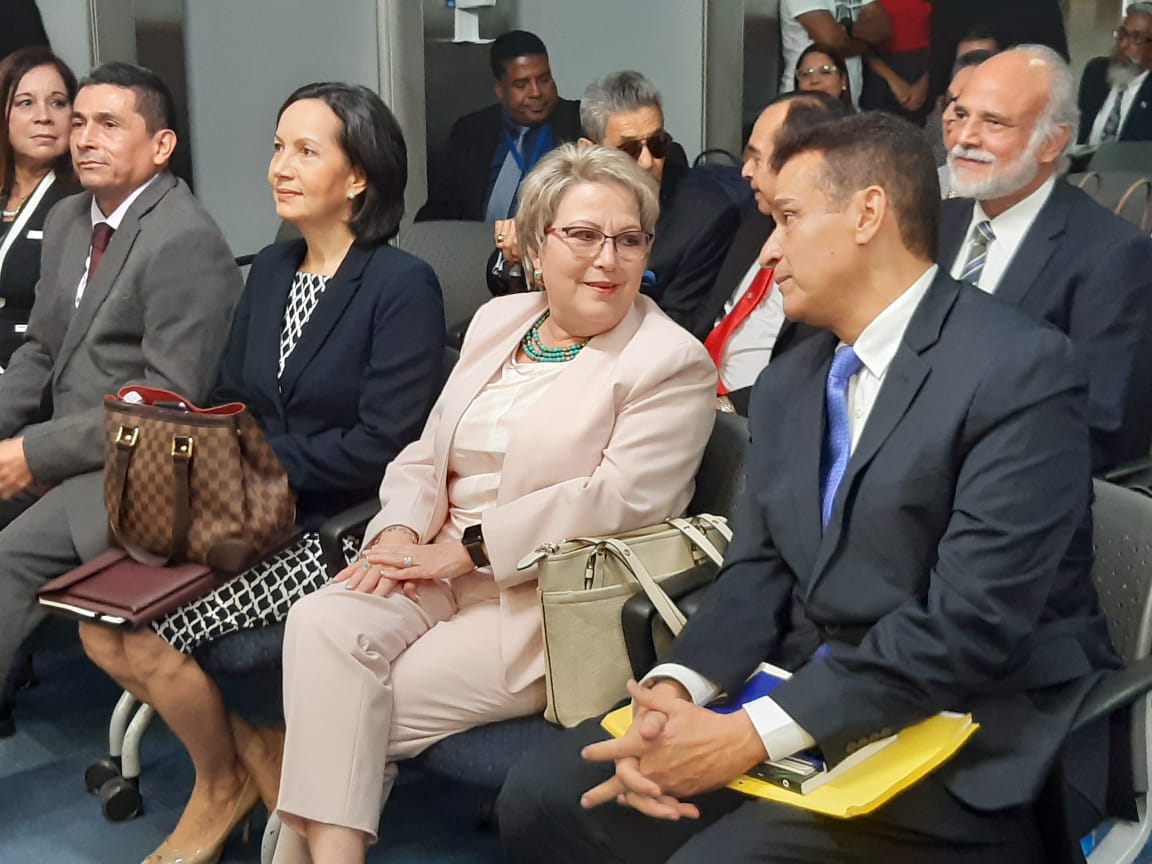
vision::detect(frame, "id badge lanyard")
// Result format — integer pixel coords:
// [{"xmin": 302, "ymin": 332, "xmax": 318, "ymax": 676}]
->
[{"xmin": 503, "ymin": 123, "xmax": 553, "ymax": 177}]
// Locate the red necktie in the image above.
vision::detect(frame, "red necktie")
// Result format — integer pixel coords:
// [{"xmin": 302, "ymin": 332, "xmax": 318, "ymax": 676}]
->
[
  {"xmin": 89, "ymin": 223, "xmax": 115, "ymax": 279},
  {"xmin": 704, "ymin": 267, "xmax": 774, "ymax": 395}
]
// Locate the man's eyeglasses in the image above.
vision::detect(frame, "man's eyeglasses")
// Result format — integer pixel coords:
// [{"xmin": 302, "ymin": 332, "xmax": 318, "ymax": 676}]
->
[
  {"xmin": 545, "ymin": 226, "xmax": 654, "ymax": 261},
  {"xmin": 616, "ymin": 131, "xmax": 672, "ymax": 161},
  {"xmin": 797, "ymin": 64, "xmax": 841, "ymax": 79},
  {"xmin": 1115, "ymin": 27, "xmax": 1151, "ymax": 46}
]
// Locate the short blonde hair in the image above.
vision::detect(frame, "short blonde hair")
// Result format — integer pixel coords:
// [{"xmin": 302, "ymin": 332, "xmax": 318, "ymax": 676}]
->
[{"xmin": 516, "ymin": 142, "xmax": 660, "ymax": 268}]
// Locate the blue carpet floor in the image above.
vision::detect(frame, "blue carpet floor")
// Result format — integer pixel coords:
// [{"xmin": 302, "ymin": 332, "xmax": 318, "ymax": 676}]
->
[{"xmin": 0, "ymin": 635, "xmax": 502, "ymax": 863}]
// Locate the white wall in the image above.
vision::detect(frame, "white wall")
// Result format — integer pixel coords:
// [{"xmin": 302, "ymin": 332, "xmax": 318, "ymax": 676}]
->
[
  {"xmin": 39, "ymin": 0, "xmax": 95, "ymax": 74},
  {"xmin": 517, "ymin": 0, "xmax": 710, "ymax": 157},
  {"xmin": 184, "ymin": 0, "xmax": 380, "ymax": 255}
]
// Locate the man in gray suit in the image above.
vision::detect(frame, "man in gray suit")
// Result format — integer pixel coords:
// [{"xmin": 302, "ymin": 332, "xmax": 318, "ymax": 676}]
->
[{"xmin": 0, "ymin": 63, "xmax": 242, "ymax": 733}]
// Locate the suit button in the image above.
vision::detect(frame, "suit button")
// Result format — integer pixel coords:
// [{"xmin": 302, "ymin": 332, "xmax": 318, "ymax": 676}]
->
[{"xmin": 825, "ymin": 624, "xmax": 841, "ymax": 636}]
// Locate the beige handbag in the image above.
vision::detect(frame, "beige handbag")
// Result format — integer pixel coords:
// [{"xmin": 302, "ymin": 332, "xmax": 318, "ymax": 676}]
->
[{"xmin": 518, "ymin": 515, "xmax": 731, "ymax": 728}]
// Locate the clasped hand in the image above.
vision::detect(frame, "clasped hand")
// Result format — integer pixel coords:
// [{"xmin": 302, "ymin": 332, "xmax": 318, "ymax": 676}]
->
[
  {"xmin": 0, "ymin": 437, "xmax": 32, "ymax": 499},
  {"xmin": 333, "ymin": 534, "xmax": 474, "ymax": 599},
  {"xmin": 579, "ymin": 680, "xmax": 767, "ymax": 820}
]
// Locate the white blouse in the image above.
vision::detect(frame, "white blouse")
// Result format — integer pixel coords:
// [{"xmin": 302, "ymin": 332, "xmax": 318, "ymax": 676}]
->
[{"xmin": 442, "ymin": 354, "xmax": 566, "ymax": 543}]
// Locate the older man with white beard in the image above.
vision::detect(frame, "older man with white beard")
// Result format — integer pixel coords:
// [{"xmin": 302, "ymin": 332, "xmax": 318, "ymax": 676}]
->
[
  {"xmin": 939, "ymin": 45, "xmax": 1152, "ymax": 473},
  {"xmin": 1077, "ymin": 2, "xmax": 1152, "ymax": 144}
]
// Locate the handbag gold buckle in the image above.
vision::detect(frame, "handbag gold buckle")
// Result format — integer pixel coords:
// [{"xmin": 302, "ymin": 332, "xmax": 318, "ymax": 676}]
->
[
  {"xmin": 171, "ymin": 435, "xmax": 194, "ymax": 460},
  {"xmin": 115, "ymin": 426, "xmax": 139, "ymax": 449}
]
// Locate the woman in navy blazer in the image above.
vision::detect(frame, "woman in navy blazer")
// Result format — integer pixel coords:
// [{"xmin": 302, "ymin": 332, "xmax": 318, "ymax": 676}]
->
[{"xmin": 80, "ymin": 83, "xmax": 445, "ymax": 864}]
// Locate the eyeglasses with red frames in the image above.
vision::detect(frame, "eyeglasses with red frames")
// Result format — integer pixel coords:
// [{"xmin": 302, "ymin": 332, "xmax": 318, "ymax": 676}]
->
[
  {"xmin": 616, "ymin": 130, "xmax": 673, "ymax": 161},
  {"xmin": 544, "ymin": 226, "xmax": 654, "ymax": 261}
]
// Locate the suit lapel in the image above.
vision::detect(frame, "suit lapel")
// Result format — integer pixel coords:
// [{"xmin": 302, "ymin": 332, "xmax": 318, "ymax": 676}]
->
[
  {"xmin": 784, "ymin": 329, "xmax": 838, "ymax": 572},
  {"xmin": 695, "ymin": 211, "xmax": 774, "ymax": 339},
  {"xmin": 993, "ymin": 184, "xmax": 1066, "ymax": 308},
  {"xmin": 54, "ymin": 173, "xmax": 177, "ymax": 382},
  {"xmin": 278, "ymin": 242, "xmax": 372, "ymax": 402},
  {"xmin": 250, "ymin": 240, "xmax": 304, "ymax": 409},
  {"xmin": 807, "ymin": 275, "xmax": 958, "ymax": 596},
  {"xmin": 1126, "ymin": 74, "xmax": 1152, "ymax": 139},
  {"xmin": 939, "ymin": 198, "xmax": 974, "ymax": 274}
]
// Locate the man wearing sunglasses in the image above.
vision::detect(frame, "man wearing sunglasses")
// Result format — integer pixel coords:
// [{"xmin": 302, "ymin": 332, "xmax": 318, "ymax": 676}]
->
[
  {"xmin": 578, "ymin": 70, "xmax": 741, "ymax": 337},
  {"xmin": 1077, "ymin": 3, "xmax": 1152, "ymax": 145}
]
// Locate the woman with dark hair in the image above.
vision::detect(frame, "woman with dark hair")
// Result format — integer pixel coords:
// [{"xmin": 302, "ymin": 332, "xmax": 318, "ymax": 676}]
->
[
  {"xmin": 79, "ymin": 83, "xmax": 445, "ymax": 864},
  {"xmin": 794, "ymin": 43, "xmax": 854, "ymax": 108},
  {"xmin": 0, "ymin": 46, "xmax": 79, "ymax": 366}
]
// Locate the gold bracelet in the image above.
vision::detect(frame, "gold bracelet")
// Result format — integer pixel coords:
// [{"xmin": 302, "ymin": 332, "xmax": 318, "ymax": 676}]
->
[{"xmin": 370, "ymin": 524, "xmax": 418, "ymax": 546}]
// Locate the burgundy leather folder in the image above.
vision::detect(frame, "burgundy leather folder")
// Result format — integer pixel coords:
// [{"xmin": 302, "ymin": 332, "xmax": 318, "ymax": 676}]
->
[{"xmin": 37, "ymin": 549, "xmax": 223, "ymax": 628}]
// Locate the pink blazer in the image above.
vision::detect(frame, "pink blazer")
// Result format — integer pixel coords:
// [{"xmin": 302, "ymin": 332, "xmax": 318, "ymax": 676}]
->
[{"xmin": 364, "ymin": 292, "xmax": 718, "ymax": 691}]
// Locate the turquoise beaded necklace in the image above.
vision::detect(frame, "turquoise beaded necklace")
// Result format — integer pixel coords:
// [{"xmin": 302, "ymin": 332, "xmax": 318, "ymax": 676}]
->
[{"xmin": 521, "ymin": 311, "xmax": 589, "ymax": 363}]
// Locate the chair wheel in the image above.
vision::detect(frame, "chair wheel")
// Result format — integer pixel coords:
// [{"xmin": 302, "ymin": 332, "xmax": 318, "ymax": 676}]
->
[
  {"xmin": 84, "ymin": 756, "xmax": 121, "ymax": 795},
  {"xmin": 98, "ymin": 776, "xmax": 143, "ymax": 822}
]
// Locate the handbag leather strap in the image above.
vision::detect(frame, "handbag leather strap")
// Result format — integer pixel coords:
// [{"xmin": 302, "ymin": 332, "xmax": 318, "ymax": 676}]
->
[
  {"xmin": 666, "ymin": 516, "xmax": 727, "ymax": 565},
  {"xmin": 106, "ymin": 426, "xmax": 137, "ymax": 547},
  {"xmin": 598, "ymin": 538, "xmax": 688, "ymax": 635},
  {"xmin": 170, "ymin": 436, "xmax": 193, "ymax": 562}
]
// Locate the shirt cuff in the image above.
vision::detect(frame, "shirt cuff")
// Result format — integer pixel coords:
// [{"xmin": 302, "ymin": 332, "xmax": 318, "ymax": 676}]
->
[
  {"xmin": 742, "ymin": 695, "xmax": 817, "ymax": 761},
  {"xmin": 641, "ymin": 663, "xmax": 721, "ymax": 706}
]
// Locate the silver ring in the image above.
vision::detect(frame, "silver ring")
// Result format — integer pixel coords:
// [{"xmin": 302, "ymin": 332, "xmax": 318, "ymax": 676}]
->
[{"xmin": 402, "ymin": 554, "xmax": 414, "ymax": 569}]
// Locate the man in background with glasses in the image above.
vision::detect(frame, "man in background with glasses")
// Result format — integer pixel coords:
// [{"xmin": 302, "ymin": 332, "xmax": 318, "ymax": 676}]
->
[
  {"xmin": 577, "ymin": 70, "xmax": 741, "ymax": 336},
  {"xmin": 1077, "ymin": 2, "xmax": 1152, "ymax": 145}
]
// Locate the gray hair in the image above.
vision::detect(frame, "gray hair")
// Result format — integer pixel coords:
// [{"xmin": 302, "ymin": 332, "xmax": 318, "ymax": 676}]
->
[
  {"xmin": 515, "ymin": 142, "xmax": 660, "ymax": 284},
  {"xmin": 580, "ymin": 70, "xmax": 663, "ymax": 142},
  {"xmin": 1011, "ymin": 44, "xmax": 1080, "ymax": 161},
  {"xmin": 1128, "ymin": 3, "xmax": 1152, "ymax": 20}
]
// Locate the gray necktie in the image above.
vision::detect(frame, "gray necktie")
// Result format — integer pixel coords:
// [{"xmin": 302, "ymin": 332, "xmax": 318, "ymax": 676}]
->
[
  {"xmin": 958, "ymin": 220, "xmax": 995, "ymax": 286},
  {"xmin": 485, "ymin": 126, "xmax": 528, "ymax": 223},
  {"xmin": 1102, "ymin": 84, "xmax": 1129, "ymax": 143}
]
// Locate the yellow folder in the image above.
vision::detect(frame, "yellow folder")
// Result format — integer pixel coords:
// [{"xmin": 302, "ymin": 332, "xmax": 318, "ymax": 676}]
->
[{"xmin": 600, "ymin": 707, "xmax": 978, "ymax": 819}]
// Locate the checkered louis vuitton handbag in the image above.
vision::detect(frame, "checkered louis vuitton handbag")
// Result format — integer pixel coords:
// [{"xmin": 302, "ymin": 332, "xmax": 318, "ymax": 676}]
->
[{"xmin": 103, "ymin": 385, "xmax": 296, "ymax": 573}]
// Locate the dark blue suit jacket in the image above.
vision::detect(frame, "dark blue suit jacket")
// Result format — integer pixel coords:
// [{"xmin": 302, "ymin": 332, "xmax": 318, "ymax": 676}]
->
[
  {"xmin": 213, "ymin": 239, "xmax": 445, "ymax": 529},
  {"xmin": 670, "ymin": 272, "xmax": 1118, "ymax": 836},
  {"xmin": 1077, "ymin": 56, "xmax": 1152, "ymax": 144},
  {"xmin": 940, "ymin": 182, "xmax": 1152, "ymax": 472}
]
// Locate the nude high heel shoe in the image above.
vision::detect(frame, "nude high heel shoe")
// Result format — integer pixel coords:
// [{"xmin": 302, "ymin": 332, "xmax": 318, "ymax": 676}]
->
[{"xmin": 141, "ymin": 773, "xmax": 260, "ymax": 864}]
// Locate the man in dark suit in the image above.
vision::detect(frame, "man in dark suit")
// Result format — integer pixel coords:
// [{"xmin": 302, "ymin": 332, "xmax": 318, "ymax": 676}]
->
[
  {"xmin": 694, "ymin": 91, "xmax": 850, "ymax": 415},
  {"xmin": 0, "ymin": 63, "xmax": 242, "ymax": 734},
  {"xmin": 574, "ymin": 70, "xmax": 741, "ymax": 335},
  {"xmin": 944, "ymin": 46, "xmax": 1152, "ymax": 471},
  {"xmin": 497, "ymin": 110, "xmax": 1118, "ymax": 864},
  {"xmin": 415, "ymin": 30, "xmax": 581, "ymax": 223},
  {"xmin": 1077, "ymin": 3, "xmax": 1152, "ymax": 145}
]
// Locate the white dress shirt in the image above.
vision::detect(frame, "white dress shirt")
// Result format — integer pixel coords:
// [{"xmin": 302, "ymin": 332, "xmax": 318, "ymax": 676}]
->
[
  {"xmin": 948, "ymin": 178, "xmax": 1054, "ymax": 294},
  {"xmin": 1088, "ymin": 68, "xmax": 1150, "ymax": 146},
  {"xmin": 716, "ymin": 260, "xmax": 788, "ymax": 393},
  {"xmin": 645, "ymin": 265, "xmax": 940, "ymax": 761},
  {"xmin": 74, "ymin": 174, "xmax": 159, "ymax": 307}
]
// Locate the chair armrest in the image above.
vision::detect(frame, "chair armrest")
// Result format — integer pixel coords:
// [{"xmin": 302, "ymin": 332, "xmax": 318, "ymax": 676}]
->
[
  {"xmin": 621, "ymin": 562, "xmax": 719, "ymax": 679},
  {"xmin": 317, "ymin": 499, "xmax": 379, "ymax": 575},
  {"xmin": 1101, "ymin": 457, "xmax": 1152, "ymax": 487},
  {"xmin": 1072, "ymin": 655, "xmax": 1152, "ymax": 733}
]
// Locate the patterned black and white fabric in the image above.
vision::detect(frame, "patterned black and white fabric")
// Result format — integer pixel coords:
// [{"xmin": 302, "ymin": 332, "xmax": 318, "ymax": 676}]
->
[
  {"xmin": 278, "ymin": 271, "xmax": 330, "ymax": 377},
  {"xmin": 153, "ymin": 533, "xmax": 360, "ymax": 654}
]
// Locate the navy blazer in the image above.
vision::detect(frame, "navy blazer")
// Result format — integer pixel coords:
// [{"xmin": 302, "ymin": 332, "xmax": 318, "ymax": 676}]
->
[
  {"xmin": 415, "ymin": 99, "xmax": 582, "ymax": 222},
  {"xmin": 213, "ymin": 239, "xmax": 446, "ymax": 529},
  {"xmin": 670, "ymin": 272, "xmax": 1118, "ymax": 833},
  {"xmin": 940, "ymin": 182, "xmax": 1152, "ymax": 472},
  {"xmin": 1077, "ymin": 56, "xmax": 1152, "ymax": 144},
  {"xmin": 0, "ymin": 172, "xmax": 80, "ymax": 364}
]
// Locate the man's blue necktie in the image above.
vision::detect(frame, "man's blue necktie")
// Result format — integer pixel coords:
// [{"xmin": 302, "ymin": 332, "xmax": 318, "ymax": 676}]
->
[
  {"xmin": 820, "ymin": 346, "xmax": 863, "ymax": 529},
  {"xmin": 486, "ymin": 126, "xmax": 528, "ymax": 223}
]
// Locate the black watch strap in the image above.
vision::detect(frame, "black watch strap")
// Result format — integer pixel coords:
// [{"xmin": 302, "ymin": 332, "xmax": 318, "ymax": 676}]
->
[{"xmin": 463, "ymin": 523, "xmax": 489, "ymax": 567}]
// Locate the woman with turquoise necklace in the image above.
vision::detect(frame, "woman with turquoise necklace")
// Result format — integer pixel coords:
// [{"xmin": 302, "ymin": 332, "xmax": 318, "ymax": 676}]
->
[{"xmin": 269, "ymin": 142, "xmax": 719, "ymax": 862}]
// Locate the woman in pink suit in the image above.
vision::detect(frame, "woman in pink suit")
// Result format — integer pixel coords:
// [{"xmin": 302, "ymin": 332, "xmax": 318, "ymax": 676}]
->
[{"xmin": 267, "ymin": 142, "xmax": 718, "ymax": 862}]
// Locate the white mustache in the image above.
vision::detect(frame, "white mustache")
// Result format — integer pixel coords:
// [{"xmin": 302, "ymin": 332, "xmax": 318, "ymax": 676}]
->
[{"xmin": 950, "ymin": 145, "xmax": 996, "ymax": 165}]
